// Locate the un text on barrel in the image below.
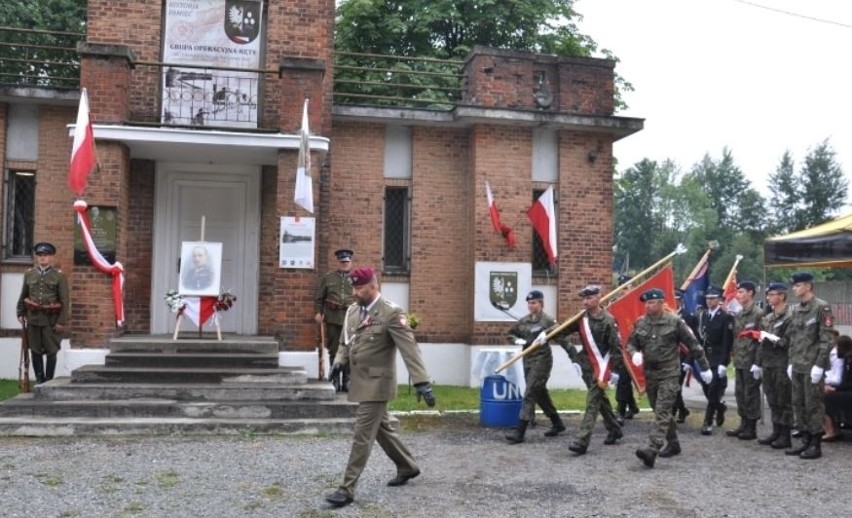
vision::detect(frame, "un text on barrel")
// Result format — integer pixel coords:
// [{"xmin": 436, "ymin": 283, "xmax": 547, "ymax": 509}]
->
[{"xmin": 480, "ymin": 375, "xmax": 523, "ymax": 427}]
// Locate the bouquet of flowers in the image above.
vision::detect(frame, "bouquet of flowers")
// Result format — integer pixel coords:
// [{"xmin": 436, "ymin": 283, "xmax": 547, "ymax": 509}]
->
[
  {"xmin": 164, "ymin": 290, "xmax": 186, "ymax": 313},
  {"xmin": 215, "ymin": 290, "xmax": 237, "ymax": 311}
]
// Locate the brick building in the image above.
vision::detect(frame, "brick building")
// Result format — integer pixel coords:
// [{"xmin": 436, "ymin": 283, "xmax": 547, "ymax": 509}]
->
[{"xmin": 0, "ymin": 1, "xmax": 641, "ymax": 385}]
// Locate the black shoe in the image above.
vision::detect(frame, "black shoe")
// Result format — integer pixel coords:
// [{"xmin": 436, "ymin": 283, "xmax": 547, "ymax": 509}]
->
[
  {"xmin": 543, "ymin": 415, "xmax": 566, "ymax": 437},
  {"xmin": 325, "ymin": 490, "xmax": 353, "ymax": 507},
  {"xmin": 658, "ymin": 441, "xmax": 682, "ymax": 458},
  {"xmin": 726, "ymin": 424, "xmax": 744, "ymax": 437},
  {"xmin": 568, "ymin": 441, "xmax": 587, "ymax": 455},
  {"xmin": 676, "ymin": 408, "xmax": 690, "ymax": 424},
  {"xmin": 603, "ymin": 429, "xmax": 623, "ymax": 445},
  {"xmin": 625, "ymin": 407, "xmax": 638, "ymax": 419},
  {"xmin": 716, "ymin": 404, "xmax": 726, "ymax": 427},
  {"xmin": 786, "ymin": 433, "xmax": 811, "ymax": 456},
  {"xmin": 701, "ymin": 423, "xmax": 713, "ymax": 436},
  {"xmin": 791, "ymin": 429, "xmax": 802, "ymax": 438},
  {"xmin": 800, "ymin": 436, "xmax": 822, "ymax": 459},
  {"xmin": 505, "ymin": 420, "xmax": 528, "ymax": 444},
  {"xmin": 635, "ymin": 447, "xmax": 656, "ymax": 468},
  {"xmin": 387, "ymin": 470, "xmax": 420, "ymax": 487},
  {"xmin": 616, "ymin": 414, "xmax": 625, "ymax": 427}
]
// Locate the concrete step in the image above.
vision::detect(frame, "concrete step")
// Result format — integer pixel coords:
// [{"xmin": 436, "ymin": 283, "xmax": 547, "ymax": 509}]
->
[
  {"xmin": 107, "ymin": 335, "xmax": 280, "ymax": 355},
  {"xmin": 104, "ymin": 352, "xmax": 280, "ymax": 369},
  {"xmin": 0, "ymin": 417, "xmax": 359, "ymax": 437},
  {"xmin": 0, "ymin": 393, "xmax": 357, "ymax": 419},
  {"xmin": 33, "ymin": 378, "xmax": 337, "ymax": 402},
  {"xmin": 70, "ymin": 365, "xmax": 307, "ymax": 384}
]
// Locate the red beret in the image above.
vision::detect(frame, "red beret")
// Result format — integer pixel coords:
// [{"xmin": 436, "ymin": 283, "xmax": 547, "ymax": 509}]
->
[{"xmin": 349, "ymin": 267, "xmax": 375, "ymax": 286}]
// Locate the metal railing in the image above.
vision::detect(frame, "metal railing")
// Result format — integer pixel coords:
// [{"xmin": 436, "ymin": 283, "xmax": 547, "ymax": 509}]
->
[{"xmin": 0, "ymin": 26, "xmax": 83, "ymax": 88}]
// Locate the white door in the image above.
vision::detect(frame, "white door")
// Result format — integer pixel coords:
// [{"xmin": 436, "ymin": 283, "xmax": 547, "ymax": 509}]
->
[{"xmin": 151, "ymin": 163, "xmax": 260, "ymax": 334}]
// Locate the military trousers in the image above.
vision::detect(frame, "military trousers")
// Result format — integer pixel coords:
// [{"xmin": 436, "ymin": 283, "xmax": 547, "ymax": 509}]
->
[
  {"xmin": 26, "ymin": 324, "xmax": 61, "ymax": 356},
  {"xmin": 791, "ymin": 372, "xmax": 825, "ymax": 436},
  {"xmin": 575, "ymin": 377, "xmax": 620, "ymax": 446},
  {"xmin": 520, "ymin": 360, "xmax": 557, "ymax": 422},
  {"xmin": 763, "ymin": 366, "xmax": 793, "ymax": 427},
  {"xmin": 645, "ymin": 375, "xmax": 680, "ymax": 450},
  {"xmin": 339, "ymin": 401, "xmax": 418, "ymax": 498},
  {"xmin": 734, "ymin": 368, "xmax": 762, "ymax": 420}
]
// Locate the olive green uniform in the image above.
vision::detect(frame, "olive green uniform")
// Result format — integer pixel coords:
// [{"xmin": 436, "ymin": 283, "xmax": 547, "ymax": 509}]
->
[
  {"xmin": 315, "ymin": 270, "xmax": 354, "ymax": 375},
  {"xmin": 627, "ymin": 312, "xmax": 709, "ymax": 451},
  {"xmin": 16, "ymin": 266, "xmax": 69, "ymax": 356},
  {"xmin": 732, "ymin": 303, "xmax": 764, "ymax": 422},
  {"xmin": 759, "ymin": 305, "xmax": 793, "ymax": 428},
  {"xmin": 508, "ymin": 313, "xmax": 560, "ymax": 422},
  {"xmin": 787, "ymin": 297, "xmax": 833, "ymax": 436}
]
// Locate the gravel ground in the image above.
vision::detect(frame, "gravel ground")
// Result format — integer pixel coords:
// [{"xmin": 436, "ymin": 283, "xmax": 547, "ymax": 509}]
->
[{"xmin": 0, "ymin": 402, "xmax": 849, "ymax": 518}]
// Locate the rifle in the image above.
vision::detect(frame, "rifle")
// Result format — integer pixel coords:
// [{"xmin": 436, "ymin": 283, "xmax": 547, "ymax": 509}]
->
[
  {"xmin": 19, "ymin": 322, "xmax": 31, "ymax": 393},
  {"xmin": 318, "ymin": 320, "xmax": 326, "ymax": 381}
]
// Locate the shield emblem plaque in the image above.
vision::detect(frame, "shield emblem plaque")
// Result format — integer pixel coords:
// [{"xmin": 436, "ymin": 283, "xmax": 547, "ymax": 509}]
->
[
  {"xmin": 489, "ymin": 271, "xmax": 518, "ymax": 309},
  {"xmin": 224, "ymin": 0, "xmax": 262, "ymax": 44}
]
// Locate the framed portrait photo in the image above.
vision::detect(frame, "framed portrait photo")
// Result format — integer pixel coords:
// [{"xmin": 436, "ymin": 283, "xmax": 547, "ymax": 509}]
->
[{"xmin": 179, "ymin": 241, "xmax": 223, "ymax": 296}]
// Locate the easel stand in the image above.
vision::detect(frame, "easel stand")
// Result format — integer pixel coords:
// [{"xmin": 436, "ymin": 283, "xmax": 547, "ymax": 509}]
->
[{"xmin": 172, "ymin": 215, "xmax": 223, "ymax": 341}]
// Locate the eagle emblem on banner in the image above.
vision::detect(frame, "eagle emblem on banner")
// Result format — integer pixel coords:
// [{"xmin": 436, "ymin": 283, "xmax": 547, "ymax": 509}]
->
[
  {"xmin": 489, "ymin": 271, "xmax": 518, "ymax": 309},
  {"xmin": 225, "ymin": 0, "xmax": 261, "ymax": 44}
]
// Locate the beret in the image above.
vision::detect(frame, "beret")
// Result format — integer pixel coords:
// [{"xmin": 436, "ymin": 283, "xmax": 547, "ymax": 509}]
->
[
  {"xmin": 790, "ymin": 272, "xmax": 814, "ymax": 284},
  {"xmin": 525, "ymin": 290, "xmax": 544, "ymax": 301},
  {"xmin": 737, "ymin": 281, "xmax": 756, "ymax": 293},
  {"xmin": 640, "ymin": 288, "xmax": 665, "ymax": 302},
  {"xmin": 674, "ymin": 289, "xmax": 684, "ymax": 300},
  {"xmin": 349, "ymin": 267, "xmax": 375, "ymax": 286},
  {"xmin": 578, "ymin": 285, "xmax": 601, "ymax": 297},
  {"xmin": 765, "ymin": 282, "xmax": 787, "ymax": 293}
]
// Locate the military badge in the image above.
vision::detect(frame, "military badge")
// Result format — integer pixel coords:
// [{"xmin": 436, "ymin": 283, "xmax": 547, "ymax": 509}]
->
[
  {"xmin": 224, "ymin": 0, "xmax": 261, "ymax": 44},
  {"xmin": 489, "ymin": 271, "xmax": 518, "ymax": 309},
  {"xmin": 823, "ymin": 306, "xmax": 833, "ymax": 327}
]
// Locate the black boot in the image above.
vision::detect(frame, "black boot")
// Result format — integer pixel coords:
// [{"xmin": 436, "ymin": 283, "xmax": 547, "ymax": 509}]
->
[
  {"xmin": 758, "ymin": 423, "xmax": 780, "ymax": 445},
  {"xmin": 635, "ymin": 447, "xmax": 657, "ymax": 468},
  {"xmin": 676, "ymin": 406, "xmax": 690, "ymax": 424},
  {"xmin": 701, "ymin": 407, "xmax": 714, "ymax": 436},
  {"xmin": 658, "ymin": 440, "xmax": 682, "ymax": 458},
  {"xmin": 31, "ymin": 354, "xmax": 46, "ymax": 384},
  {"xmin": 726, "ymin": 419, "xmax": 745, "ymax": 437},
  {"xmin": 715, "ymin": 402, "xmax": 726, "ymax": 427},
  {"xmin": 45, "ymin": 355, "xmax": 57, "ymax": 381},
  {"xmin": 771, "ymin": 425, "xmax": 792, "ymax": 449},
  {"xmin": 543, "ymin": 413, "xmax": 566, "ymax": 437},
  {"xmin": 505, "ymin": 420, "xmax": 528, "ymax": 444},
  {"xmin": 738, "ymin": 418, "xmax": 757, "ymax": 440},
  {"xmin": 800, "ymin": 434, "xmax": 822, "ymax": 459},
  {"xmin": 616, "ymin": 402, "xmax": 626, "ymax": 426},
  {"xmin": 785, "ymin": 432, "xmax": 811, "ymax": 456}
]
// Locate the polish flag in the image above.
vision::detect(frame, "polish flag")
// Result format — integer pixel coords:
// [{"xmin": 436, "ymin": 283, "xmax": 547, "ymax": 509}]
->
[
  {"xmin": 527, "ymin": 186, "xmax": 557, "ymax": 265},
  {"xmin": 485, "ymin": 181, "xmax": 516, "ymax": 248},
  {"xmin": 182, "ymin": 297, "xmax": 218, "ymax": 327},
  {"xmin": 68, "ymin": 88, "xmax": 98, "ymax": 196},
  {"xmin": 723, "ymin": 272, "xmax": 741, "ymax": 315},
  {"xmin": 294, "ymin": 98, "xmax": 314, "ymax": 213}
]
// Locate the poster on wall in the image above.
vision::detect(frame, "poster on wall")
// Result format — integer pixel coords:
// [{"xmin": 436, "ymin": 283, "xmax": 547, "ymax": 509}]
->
[
  {"xmin": 179, "ymin": 241, "xmax": 223, "ymax": 296},
  {"xmin": 279, "ymin": 217, "xmax": 315, "ymax": 269},
  {"xmin": 474, "ymin": 262, "xmax": 532, "ymax": 322},
  {"xmin": 73, "ymin": 205, "xmax": 117, "ymax": 265},
  {"xmin": 162, "ymin": 0, "xmax": 264, "ymax": 128}
]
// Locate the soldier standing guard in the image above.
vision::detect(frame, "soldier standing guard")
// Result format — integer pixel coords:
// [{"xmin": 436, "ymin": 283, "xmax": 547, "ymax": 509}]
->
[
  {"xmin": 16, "ymin": 242, "xmax": 70, "ymax": 384},
  {"xmin": 627, "ymin": 288, "xmax": 712, "ymax": 468},
  {"xmin": 505, "ymin": 290, "xmax": 566, "ymax": 444},
  {"xmin": 785, "ymin": 272, "xmax": 833, "ymax": 460},
  {"xmin": 727, "ymin": 281, "xmax": 763, "ymax": 440},
  {"xmin": 695, "ymin": 286, "xmax": 733, "ymax": 435},
  {"xmin": 315, "ymin": 249, "xmax": 355, "ymax": 391},
  {"xmin": 756, "ymin": 282, "xmax": 794, "ymax": 448}
]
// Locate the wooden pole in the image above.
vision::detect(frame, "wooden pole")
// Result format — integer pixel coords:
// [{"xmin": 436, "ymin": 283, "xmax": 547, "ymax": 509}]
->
[{"xmin": 679, "ymin": 240, "xmax": 718, "ymax": 291}]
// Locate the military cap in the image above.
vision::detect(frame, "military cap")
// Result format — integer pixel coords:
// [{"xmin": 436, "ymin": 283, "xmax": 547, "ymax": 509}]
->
[
  {"xmin": 790, "ymin": 272, "xmax": 814, "ymax": 284},
  {"xmin": 578, "ymin": 285, "xmax": 601, "ymax": 297},
  {"xmin": 348, "ymin": 267, "xmax": 375, "ymax": 286},
  {"xmin": 525, "ymin": 290, "xmax": 544, "ymax": 301},
  {"xmin": 765, "ymin": 282, "xmax": 787, "ymax": 293},
  {"xmin": 705, "ymin": 286, "xmax": 723, "ymax": 298},
  {"xmin": 737, "ymin": 281, "xmax": 756, "ymax": 293},
  {"xmin": 674, "ymin": 289, "xmax": 684, "ymax": 300},
  {"xmin": 334, "ymin": 249, "xmax": 354, "ymax": 262},
  {"xmin": 640, "ymin": 288, "xmax": 665, "ymax": 302},
  {"xmin": 617, "ymin": 274, "xmax": 631, "ymax": 286},
  {"xmin": 33, "ymin": 242, "xmax": 56, "ymax": 255}
]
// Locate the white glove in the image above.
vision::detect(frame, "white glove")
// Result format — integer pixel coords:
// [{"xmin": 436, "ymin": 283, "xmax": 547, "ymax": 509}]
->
[
  {"xmin": 787, "ymin": 364, "xmax": 793, "ymax": 380},
  {"xmin": 681, "ymin": 362, "xmax": 692, "ymax": 373},
  {"xmin": 810, "ymin": 365, "xmax": 825, "ymax": 384},
  {"xmin": 632, "ymin": 352, "xmax": 643, "ymax": 367},
  {"xmin": 750, "ymin": 364, "xmax": 762, "ymax": 380},
  {"xmin": 513, "ymin": 338, "xmax": 526, "ymax": 346},
  {"xmin": 717, "ymin": 365, "xmax": 727, "ymax": 378},
  {"xmin": 761, "ymin": 331, "xmax": 781, "ymax": 343},
  {"xmin": 536, "ymin": 331, "xmax": 548, "ymax": 346},
  {"xmin": 700, "ymin": 369, "xmax": 713, "ymax": 385},
  {"xmin": 609, "ymin": 372, "xmax": 620, "ymax": 386},
  {"xmin": 572, "ymin": 363, "xmax": 582, "ymax": 378}
]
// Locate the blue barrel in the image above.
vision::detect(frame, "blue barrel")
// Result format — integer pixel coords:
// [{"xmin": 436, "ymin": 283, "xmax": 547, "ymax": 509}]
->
[{"xmin": 480, "ymin": 375, "xmax": 523, "ymax": 427}]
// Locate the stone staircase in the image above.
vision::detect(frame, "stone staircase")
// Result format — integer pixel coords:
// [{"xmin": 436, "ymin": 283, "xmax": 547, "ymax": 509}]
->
[{"xmin": 0, "ymin": 335, "xmax": 358, "ymax": 436}]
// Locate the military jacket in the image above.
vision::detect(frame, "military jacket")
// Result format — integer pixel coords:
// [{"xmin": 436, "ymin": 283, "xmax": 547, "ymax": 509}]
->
[
  {"xmin": 335, "ymin": 295, "xmax": 430, "ymax": 403},
  {"xmin": 563, "ymin": 308, "xmax": 623, "ymax": 373},
  {"xmin": 16, "ymin": 267, "xmax": 70, "ymax": 326},
  {"xmin": 695, "ymin": 307, "xmax": 733, "ymax": 368},
  {"xmin": 732, "ymin": 303, "xmax": 764, "ymax": 369},
  {"xmin": 787, "ymin": 297, "xmax": 834, "ymax": 373},
  {"xmin": 758, "ymin": 304, "xmax": 793, "ymax": 368},
  {"xmin": 314, "ymin": 270, "xmax": 354, "ymax": 326},
  {"xmin": 507, "ymin": 312, "xmax": 559, "ymax": 368},
  {"xmin": 626, "ymin": 311, "xmax": 709, "ymax": 379}
]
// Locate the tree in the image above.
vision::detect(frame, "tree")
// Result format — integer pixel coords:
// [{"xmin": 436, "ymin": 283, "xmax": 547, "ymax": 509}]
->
[
  {"xmin": 797, "ymin": 139, "xmax": 847, "ymax": 229},
  {"xmin": 767, "ymin": 151, "xmax": 800, "ymax": 234}
]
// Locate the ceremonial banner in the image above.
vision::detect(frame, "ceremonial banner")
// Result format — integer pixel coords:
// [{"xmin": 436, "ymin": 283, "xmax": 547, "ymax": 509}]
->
[
  {"xmin": 485, "ymin": 181, "xmax": 515, "ymax": 249},
  {"xmin": 294, "ymin": 99, "xmax": 314, "ymax": 213},
  {"xmin": 528, "ymin": 186, "xmax": 557, "ymax": 265},
  {"xmin": 68, "ymin": 88, "xmax": 97, "ymax": 196}
]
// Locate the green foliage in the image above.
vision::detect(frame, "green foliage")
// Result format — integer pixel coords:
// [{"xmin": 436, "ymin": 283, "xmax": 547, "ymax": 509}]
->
[
  {"xmin": 0, "ymin": 379, "xmax": 20, "ymax": 401},
  {"xmin": 389, "ymin": 384, "xmax": 591, "ymax": 411}
]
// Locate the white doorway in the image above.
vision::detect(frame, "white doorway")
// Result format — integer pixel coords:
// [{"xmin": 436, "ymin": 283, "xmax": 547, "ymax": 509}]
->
[{"xmin": 151, "ymin": 163, "xmax": 260, "ymax": 334}]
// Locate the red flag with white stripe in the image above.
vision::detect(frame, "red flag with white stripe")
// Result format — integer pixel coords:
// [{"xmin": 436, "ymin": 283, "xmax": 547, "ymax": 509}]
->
[
  {"xmin": 527, "ymin": 186, "xmax": 557, "ymax": 265},
  {"xmin": 182, "ymin": 297, "xmax": 218, "ymax": 327},
  {"xmin": 294, "ymin": 98, "xmax": 314, "ymax": 213},
  {"xmin": 68, "ymin": 88, "xmax": 98, "ymax": 196},
  {"xmin": 485, "ymin": 181, "xmax": 515, "ymax": 249}
]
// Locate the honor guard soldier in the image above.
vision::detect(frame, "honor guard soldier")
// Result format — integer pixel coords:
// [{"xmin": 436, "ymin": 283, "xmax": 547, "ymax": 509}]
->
[
  {"xmin": 785, "ymin": 272, "xmax": 833, "ymax": 459},
  {"xmin": 315, "ymin": 249, "xmax": 355, "ymax": 391},
  {"xmin": 695, "ymin": 286, "xmax": 734, "ymax": 435},
  {"xmin": 16, "ymin": 242, "xmax": 70, "ymax": 384},
  {"xmin": 627, "ymin": 288, "xmax": 712, "ymax": 468},
  {"xmin": 755, "ymin": 282, "xmax": 794, "ymax": 448},
  {"xmin": 727, "ymin": 281, "xmax": 764, "ymax": 440},
  {"xmin": 673, "ymin": 289, "xmax": 698, "ymax": 423}
]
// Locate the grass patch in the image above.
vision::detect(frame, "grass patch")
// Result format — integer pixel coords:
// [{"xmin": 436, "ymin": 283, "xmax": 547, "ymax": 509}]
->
[
  {"xmin": 155, "ymin": 470, "xmax": 180, "ymax": 489},
  {"xmin": 36, "ymin": 472, "xmax": 62, "ymax": 487},
  {"xmin": 0, "ymin": 379, "xmax": 21, "ymax": 401}
]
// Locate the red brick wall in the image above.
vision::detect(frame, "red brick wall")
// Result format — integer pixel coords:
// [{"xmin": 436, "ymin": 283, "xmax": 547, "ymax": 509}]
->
[{"xmin": 123, "ymin": 159, "xmax": 155, "ymax": 333}]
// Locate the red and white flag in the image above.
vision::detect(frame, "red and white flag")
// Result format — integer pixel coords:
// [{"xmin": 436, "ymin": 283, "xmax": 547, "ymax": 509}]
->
[
  {"xmin": 182, "ymin": 296, "xmax": 218, "ymax": 327},
  {"xmin": 68, "ymin": 88, "xmax": 98, "ymax": 196},
  {"xmin": 723, "ymin": 271, "xmax": 741, "ymax": 315},
  {"xmin": 294, "ymin": 98, "xmax": 314, "ymax": 213},
  {"xmin": 527, "ymin": 186, "xmax": 557, "ymax": 265},
  {"xmin": 485, "ymin": 181, "xmax": 515, "ymax": 249}
]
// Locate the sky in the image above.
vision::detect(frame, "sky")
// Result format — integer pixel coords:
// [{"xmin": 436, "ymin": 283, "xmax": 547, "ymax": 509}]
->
[{"xmin": 577, "ymin": 0, "xmax": 852, "ymax": 204}]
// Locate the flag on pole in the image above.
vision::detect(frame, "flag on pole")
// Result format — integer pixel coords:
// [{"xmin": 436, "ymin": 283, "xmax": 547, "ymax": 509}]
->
[
  {"xmin": 485, "ymin": 181, "xmax": 516, "ymax": 249},
  {"xmin": 527, "ymin": 186, "xmax": 557, "ymax": 265},
  {"xmin": 294, "ymin": 98, "xmax": 314, "ymax": 213},
  {"xmin": 723, "ymin": 271, "xmax": 741, "ymax": 315},
  {"xmin": 68, "ymin": 88, "xmax": 98, "ymax": 196},
  {"xmin": 74, "ymin": 200, "xmax": 125, "ymax": 326},
  {"xmin": 682, "ymin": 259, "xmax": 710, "ymax": 316}
]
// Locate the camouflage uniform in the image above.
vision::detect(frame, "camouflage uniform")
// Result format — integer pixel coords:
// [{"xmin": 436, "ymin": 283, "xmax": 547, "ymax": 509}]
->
[
  {"xmin": 731, "ymin": 303, "xmax": 764, "ymax": 430},
  {"xmin": 787, "ymin": 297, "xmax": 833, "ymax": 438},
  {"xmin": 315, "ymin": 270, "xmax": 354, "ymax": 387},
  {"xmin": 758, "ymin": 305, "xmax": 794, "ymax": 431},
  {"xmin": 508, "ymin": 313, "xmax": 560, "ymax": 423},
  {"xmin": 627, "ymin": 312, "xmax": 709, "ymax": 452}
]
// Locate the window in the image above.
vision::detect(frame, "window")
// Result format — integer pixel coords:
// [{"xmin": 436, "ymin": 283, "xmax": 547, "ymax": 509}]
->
[
  {"xmin": 532, "ymin": 188, "xmax": 557, "ymax": 276},
  {"xmin": 4, "ymin": 169, "xmax": 36, "ymax": 260},
  {"xmin": 383, "ymin": 186, "xmax": 410, "ymax": 273}
]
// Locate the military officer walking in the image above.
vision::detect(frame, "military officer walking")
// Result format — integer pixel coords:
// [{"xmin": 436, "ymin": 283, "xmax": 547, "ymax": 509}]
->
[
  {"xmin": 324, "ymin": 267, "xmax": 435, "ymax": 507},
  {"xmin": 315, "ymin": 249, "xmax": 355, "ymax": 391},
  {"xmin": 695, "ymin": 286, "xmax": 733, "ymax": 435},
  {"xmin": 727, "ymin": 281, "xmax": 764, "ymax": 440},
  {"xmin": 785, "ymin": 272, "xmax": 833, "ymax": 459},
  {"xmin": 505, "ymin": 290, "xmax": 566, "ymax": 443},
  {"xmin": 16, "ymin": 242, "xmax": 69, "ymax": 384},
  {"xmin": 627, "ymin": 288, "xmax": 712, "ymax": 468},
  {"xmin": 756, "ymin": 282, "xmax": 794, "ymax": 448}
]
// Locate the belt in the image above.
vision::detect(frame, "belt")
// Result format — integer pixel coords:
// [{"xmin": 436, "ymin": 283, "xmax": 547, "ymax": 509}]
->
[
  {"xmin": 324, "ymin": 300, "xmax": 345, "ymax": 311},
  {"xmin": 24, "ymin": 298, "xmax": 62, "ymax": 314}
]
